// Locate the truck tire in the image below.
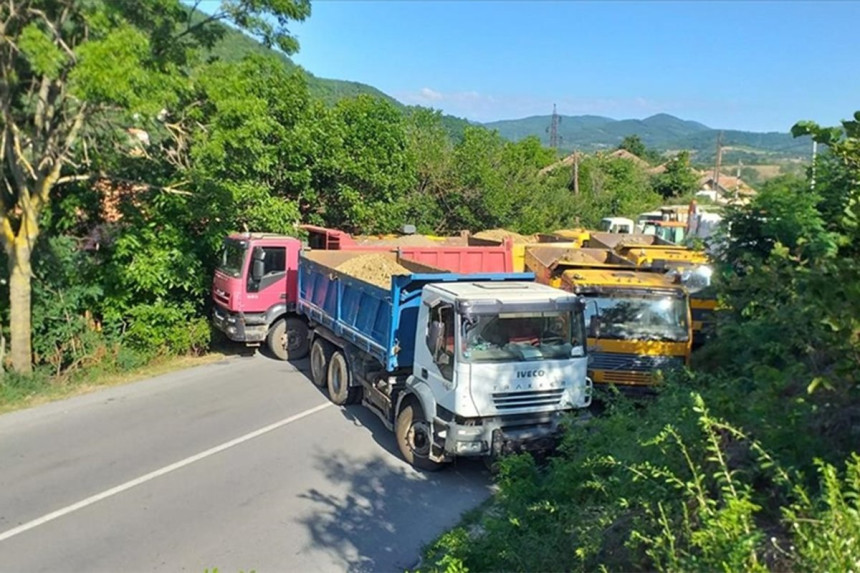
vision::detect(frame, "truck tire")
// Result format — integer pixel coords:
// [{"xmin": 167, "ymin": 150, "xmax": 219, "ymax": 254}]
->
[
  {"xmin": 326, "ymin": 351, "xmax": 361, "ymax": 405},
  {"xmin": 310, "ymin": 338, "xmax": 334, "ymax": 388},
  {"xmin": 267, "ymin": 317, "xmax": 309, "ymax": 361},
  {"xmin": 395, "ymin": 402, "xmax": 444, "ymax": 472}
]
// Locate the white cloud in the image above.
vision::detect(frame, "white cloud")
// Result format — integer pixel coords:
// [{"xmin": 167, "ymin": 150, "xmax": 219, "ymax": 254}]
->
[{"xmin": 418, "ymin": 87, "xmax": 444, "ymax": 101}]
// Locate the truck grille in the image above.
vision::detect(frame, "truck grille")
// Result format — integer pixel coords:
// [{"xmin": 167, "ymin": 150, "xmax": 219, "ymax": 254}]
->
[
  {"xmin": 589, "ymin": 353, "xmax": 683, "ymax": 373},
  {"xmin": 213, "ymin": 288, "xmax": 230, "ymax": 306},
  {"xmin": 493, "ymin": 389, "xmax": 564, "ymax": 411},
  {"xmin": 599, "ymin": 371, "xmax": 652, "ymax": 386}
]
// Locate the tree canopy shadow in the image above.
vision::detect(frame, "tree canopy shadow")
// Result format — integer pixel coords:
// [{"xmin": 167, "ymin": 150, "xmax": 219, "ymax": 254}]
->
[{"xmin": 297, "ymin": 417, "xmax": 493, "ymax": 572}]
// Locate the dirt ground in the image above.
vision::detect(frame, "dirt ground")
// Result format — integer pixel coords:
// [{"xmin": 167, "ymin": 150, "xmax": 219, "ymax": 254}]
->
[{"xmin": 335, "ymin": 253, "xmax": 412, "ymax": 288}]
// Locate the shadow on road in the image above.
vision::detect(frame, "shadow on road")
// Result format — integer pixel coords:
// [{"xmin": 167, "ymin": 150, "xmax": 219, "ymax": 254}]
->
[
  {"xmin": 275, "ymin": 349, "xmax": 494, "ymax": 570},
  {"xmin": 297, "ymin": 439, "xmax": 492, "ymax": 572}
]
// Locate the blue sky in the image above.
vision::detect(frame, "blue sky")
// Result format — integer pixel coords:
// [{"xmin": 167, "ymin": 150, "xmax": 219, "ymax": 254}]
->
[{"xmin": 204, "ymin": 1, "xmax": 860, "ymax": 133}]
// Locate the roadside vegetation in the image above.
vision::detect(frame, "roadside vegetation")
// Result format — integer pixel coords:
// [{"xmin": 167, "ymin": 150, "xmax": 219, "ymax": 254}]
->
[
  {"xmin": 420, "ymin": 115, "xmax": 860, "ymax": 571},
  {"xmin": 3, "ymin": 4, "xmax": 855, "ymax": 569},
  {"xmin": 0, "ymin": 0, "xmax": 686, "ymax": 400}
]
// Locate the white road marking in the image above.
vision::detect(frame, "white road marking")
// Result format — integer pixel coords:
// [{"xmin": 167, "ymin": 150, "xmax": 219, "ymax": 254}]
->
[{"xmin": 0, "ymin": 401, "xmax": 333, "ymax": 542}]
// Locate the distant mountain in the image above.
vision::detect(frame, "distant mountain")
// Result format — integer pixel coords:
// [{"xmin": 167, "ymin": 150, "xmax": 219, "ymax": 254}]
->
[
  {"xmin": 483, "ymin": 113, "xmax": 811, "ymax": 163},
  {"xmin": 201, "ymin": 15, "xmax": 810, "ymax": 163}
]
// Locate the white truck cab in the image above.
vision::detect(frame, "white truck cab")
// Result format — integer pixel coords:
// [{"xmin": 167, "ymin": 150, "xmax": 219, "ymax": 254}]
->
[
  {"xmin": 599, "ymin": 217, "xmax": 635, "ymax": 234},
  {"xmin": 406, "ymin": 281, "xmax": 591, "ymax": 463}
]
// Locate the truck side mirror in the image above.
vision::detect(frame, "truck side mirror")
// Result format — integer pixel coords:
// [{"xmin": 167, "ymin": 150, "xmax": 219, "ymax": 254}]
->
[{"xmin": 251, "ymin": 247, "xmax": 265, "ymax": 281}]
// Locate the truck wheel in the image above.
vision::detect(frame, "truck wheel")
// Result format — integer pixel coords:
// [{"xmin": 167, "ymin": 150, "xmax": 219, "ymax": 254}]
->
[
  {"xmin": 267, "ymin": 317, "xmax": 309, "ymax": 361},
  {"xmin": 395, "ymin": 402, "xmax": 444, "ymax": 472},
  {"xmin": 327, "ymin": 351, "xmax": 361, "ymax": 405},
  {"xmin": 310, "ymin": 338, "xmax": 334, "ymax": 388}
]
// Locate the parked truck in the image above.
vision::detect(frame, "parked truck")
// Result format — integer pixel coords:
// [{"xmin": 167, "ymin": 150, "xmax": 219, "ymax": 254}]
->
[
  {"xmin": 587, "ymin": 232, "xmax": 715, "ymax": 349},
  {"xmin": 212, "ymin": 229, "xmax": 516, "ymax": 360},
  {"xmin": 524, "ymin": 246, "xmax": 692, "ymax": 391},
  {"xmin": 299, "ymin": 250, "xmax": 592, "ymax": 470}
]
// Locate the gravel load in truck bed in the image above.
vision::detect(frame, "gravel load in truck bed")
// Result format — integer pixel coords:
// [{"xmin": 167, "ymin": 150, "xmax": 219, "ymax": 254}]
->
[
  {"xmin": 473, "ymin": 228, "xmax": 536, "ymax": 244},
  {"xmin": 335, "ymin": 254, "xmax": 413, "ymax": 288},
  {"xmin": 354, "ymin": 234, "xmax": 440, "ymax": 247}
]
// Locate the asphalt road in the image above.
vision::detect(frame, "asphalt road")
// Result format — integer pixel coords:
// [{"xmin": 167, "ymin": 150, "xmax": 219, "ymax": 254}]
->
[{"xmin": 0, "ymin": 353, "xmax": 493, "ymax": 572}]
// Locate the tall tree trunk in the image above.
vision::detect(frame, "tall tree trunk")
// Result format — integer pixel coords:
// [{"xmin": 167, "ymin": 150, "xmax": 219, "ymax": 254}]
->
[{"xmin": 8, "ymin": 237, "xmax": 32, "ymax": 373}]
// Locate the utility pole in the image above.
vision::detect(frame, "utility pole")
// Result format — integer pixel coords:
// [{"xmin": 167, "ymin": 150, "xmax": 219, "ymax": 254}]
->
[
  {"xmin": 548, "ymin": 103, "xmax": 560, "ymax": 149},
  {"xmin": 713, "ymin": 131, "xmax": 723, "ymax": 197},
  {"xmin": 735, "ymin": 158, "xmax": 742, "ymax": 200},
  {"xmin": 572, "ymin": 150, "xmax": 580, "ymax": 195},
  {"xmin": 811, "ymin": 140, "xmax": 818, "ymax": 190}
]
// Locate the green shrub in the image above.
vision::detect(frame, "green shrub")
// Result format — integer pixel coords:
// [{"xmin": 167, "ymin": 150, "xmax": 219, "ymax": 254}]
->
[
  {"xmin": 784, "ymin": 455, "xmax": 860, "ymax": 571},
  {"xmin": 122, "ymin": 302, "xmax": 211, "ymax": 356}
]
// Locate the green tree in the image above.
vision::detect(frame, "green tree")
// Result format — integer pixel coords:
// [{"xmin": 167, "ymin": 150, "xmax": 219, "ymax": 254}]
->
[
  {"xmin": 651, "ymin": 150, "xmax": 699, "ymax": 198},
  {"xmin": 312, "ymin": 95, "xmax": 417, "ymax": 233},
  {"xmin": 618, "ymin": 133, "xmax": 662, "ymax": 164},
  {"xmin": 0, "ymin": 0, "xmax": 309, "ymax": 373},
  {"xmin": 402, "ymin": 107, "xmax": 453, "ymax": 233},
  {"xmin": 618, "ymin": 134, "xmax": 647, "ymax": 158}
]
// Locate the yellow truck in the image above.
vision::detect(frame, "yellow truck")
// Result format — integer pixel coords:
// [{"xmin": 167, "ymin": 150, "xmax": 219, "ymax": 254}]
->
[
  {"xmin": 525, "ymin": 246, "xmax": 692, "ymax": 391},
  {"xmin": 468, "ymin": 230, "xmax": 589, "ymax": 273},
  {"xmin": 587, "ymin": 232, "xmax": 715, "ymax": 348}
]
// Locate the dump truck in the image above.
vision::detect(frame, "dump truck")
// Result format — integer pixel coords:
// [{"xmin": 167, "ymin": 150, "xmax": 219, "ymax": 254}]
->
[
  {"xmin": 300, "ymin": 224, "xmax": 515, "ymax": 272},
  {"xmin": 468, "ymin": 230, "xmax": 589, "ymax": 273},
  {"xmin": 587, "ymin": 232, "xmax": 715, "ymax": 349},
  {"xmin": 212, "ymin": 230, "xmax": 516, "ymax": 360},
  {"xmin": 525, "ymin": 246, "xmax": 692, "ymax": 391},
  {"xmin": 299, "ymin": 250, "xmax": 592, "ymax": 470}
]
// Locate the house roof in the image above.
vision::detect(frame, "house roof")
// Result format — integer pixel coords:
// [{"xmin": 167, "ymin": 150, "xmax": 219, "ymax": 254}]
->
[
  {"xmin": 698, "ymin": 173, "xmax": 756, "ymax": 196},
  {"xmin": 606, "ymin": 149, "xmax": 649, "ymax": 167},
  {"xmin": 538, "ymin": 151, "xmax": 583, "ymax": 176}
]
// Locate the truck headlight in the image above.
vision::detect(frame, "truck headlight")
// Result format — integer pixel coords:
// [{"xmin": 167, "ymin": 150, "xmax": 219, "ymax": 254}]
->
[{"xmin": 455, "ymin": 441, "xmax": 485, "ymax": 454}]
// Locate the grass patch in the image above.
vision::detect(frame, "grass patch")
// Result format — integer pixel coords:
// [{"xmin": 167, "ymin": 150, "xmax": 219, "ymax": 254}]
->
[{"xmin": 0, "ymin": 352, "xmax": 230, "ymax": 414}]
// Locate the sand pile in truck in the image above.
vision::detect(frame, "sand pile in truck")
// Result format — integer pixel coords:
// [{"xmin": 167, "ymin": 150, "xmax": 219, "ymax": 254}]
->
[
  {"xmin": 473, "ymin": 228, "xmax": 535, "ymax": 244},
  {"xmin": 355, "ymin": 234, "xmax": 439, "ymax": 247},
  {"xmin": 335, "ymin": 254, "xmax": 412, "ymax": 288}
]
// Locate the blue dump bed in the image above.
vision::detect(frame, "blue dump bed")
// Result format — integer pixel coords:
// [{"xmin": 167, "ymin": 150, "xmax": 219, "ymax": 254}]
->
[{"xmin": 298, "ymin": 251, "xmax": 534, "ymax": 372}]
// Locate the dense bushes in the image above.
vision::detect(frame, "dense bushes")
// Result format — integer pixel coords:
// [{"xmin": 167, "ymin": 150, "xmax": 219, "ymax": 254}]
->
[
  {"xmin": 421, "ymin": 114, "xmax": 860, "ymax": 572},
  {"xmin": 1, "ymin": 44, "xmax": 668, "ymax": 390}
]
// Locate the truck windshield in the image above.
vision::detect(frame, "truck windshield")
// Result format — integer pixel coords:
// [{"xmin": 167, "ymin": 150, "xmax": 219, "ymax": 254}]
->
[
  {"xmin": 218, "ymin": 239, "xmax": 248, "ymax": 278},
  {"xmin": 461, "ymin": 311, "xmax": 585, "ymax": 363},
  {"xmin": 585, "ymin": 294, "xmax": 689, "ymax": 342}
]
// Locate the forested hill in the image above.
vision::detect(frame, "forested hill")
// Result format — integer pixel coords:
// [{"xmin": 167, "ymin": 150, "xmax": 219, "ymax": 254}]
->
[
  {"xmin": 484, "ymin": 112, "xmax": 812, "ymax": 162},
  {"xmin": 202, "ymin": 12, "xmax": 397, "ymax": 107},
  {"xmin": 207, "ymin": 16, "xmax": 807, "ymax": 162},
  {"xmin": 203, "ymin": 14, "xmax": 474, "ymax": 139}
]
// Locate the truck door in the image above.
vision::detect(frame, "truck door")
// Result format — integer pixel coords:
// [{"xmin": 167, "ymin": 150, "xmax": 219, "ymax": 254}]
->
[
  {"xmin": 247, "ymin": 245, "xmax": 288, "ymax": 308},
  {"xmin": 427, "ymin": 304, "xmax": 456, "ymax": 385}
]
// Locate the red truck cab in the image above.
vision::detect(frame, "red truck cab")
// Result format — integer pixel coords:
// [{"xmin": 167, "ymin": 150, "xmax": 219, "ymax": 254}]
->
[{"xmin": 211, "ymin": 233, "xmax": 308, "ymax": 359}]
